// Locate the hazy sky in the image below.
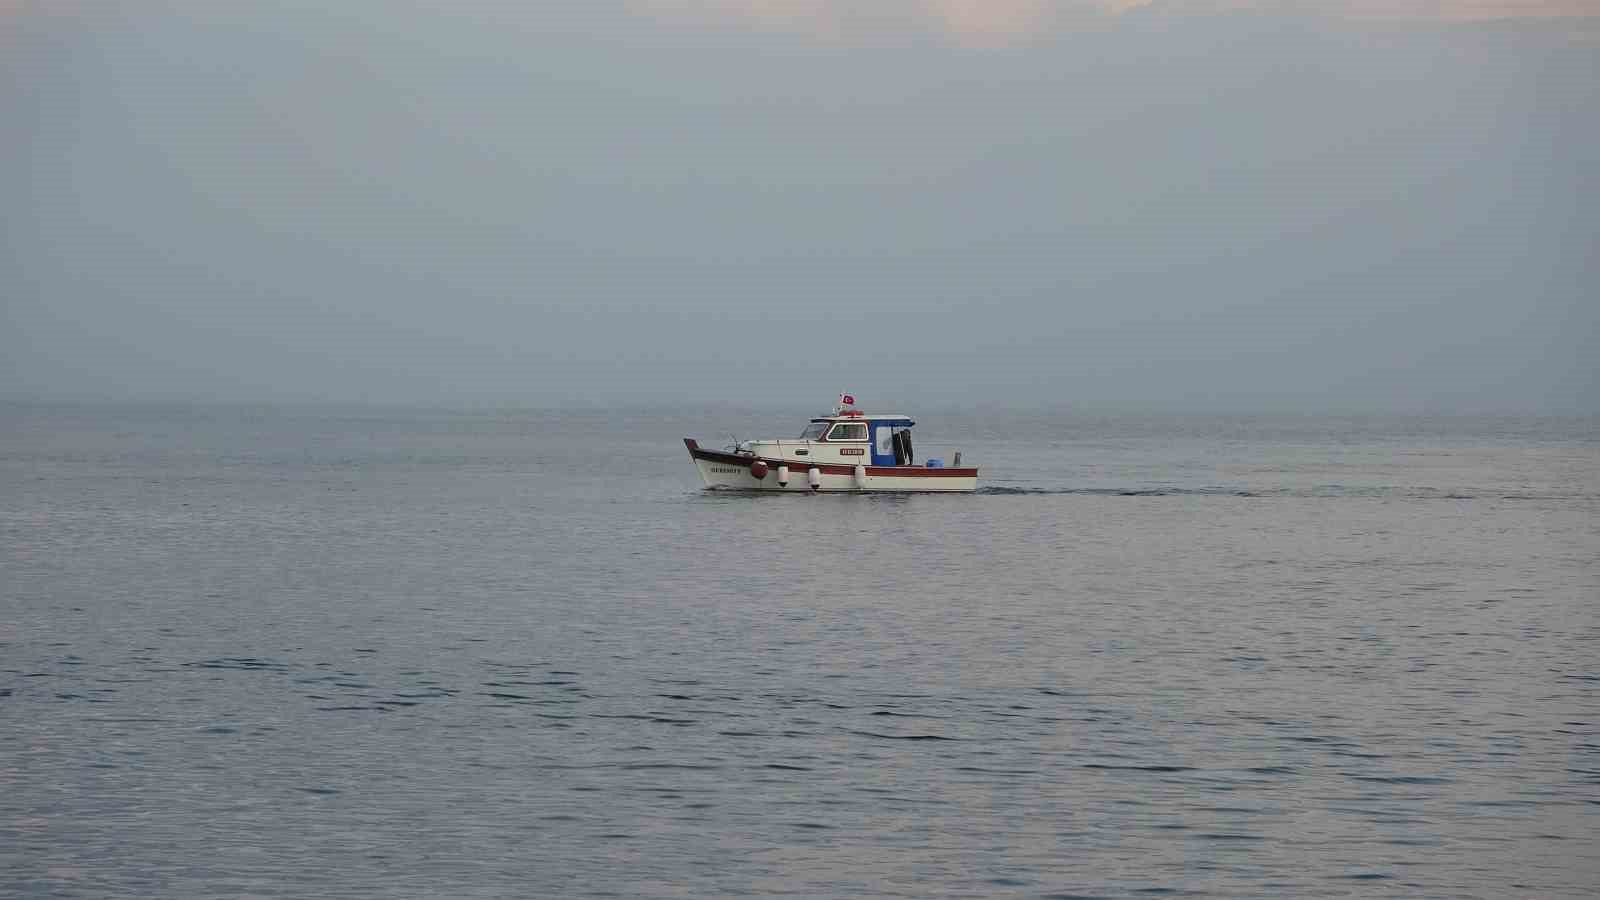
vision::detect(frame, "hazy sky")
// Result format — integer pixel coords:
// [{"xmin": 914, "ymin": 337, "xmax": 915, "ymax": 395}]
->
[{"xmin": 2, "ymin": 1, "xmax": 1595, "ymax": 411}]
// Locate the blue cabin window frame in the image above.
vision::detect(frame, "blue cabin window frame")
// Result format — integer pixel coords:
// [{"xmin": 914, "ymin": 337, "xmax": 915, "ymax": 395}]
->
[{"xmin": 868, "ymin": 419, "xmax": 914, "ymax": 466}]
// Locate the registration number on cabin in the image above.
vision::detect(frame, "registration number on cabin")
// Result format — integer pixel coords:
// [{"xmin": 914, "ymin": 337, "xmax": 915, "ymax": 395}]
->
[{"xmin": 840, "ymin": 448, "xmax": 865, "ymax": 456}]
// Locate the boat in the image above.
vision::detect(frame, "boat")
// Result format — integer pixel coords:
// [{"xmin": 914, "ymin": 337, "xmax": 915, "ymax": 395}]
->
[{"xmin": 684, "ymin": 394, "xmax": 978, "ymax": 492}]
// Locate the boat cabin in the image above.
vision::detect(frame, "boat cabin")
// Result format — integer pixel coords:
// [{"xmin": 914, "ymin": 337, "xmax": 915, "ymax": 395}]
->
[{"xmin": 797, "ymin": 412, "xmax": 918, "ymax": 466}]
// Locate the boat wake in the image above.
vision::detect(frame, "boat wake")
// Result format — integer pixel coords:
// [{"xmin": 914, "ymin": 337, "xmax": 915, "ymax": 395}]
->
[
  {"xmin": 978, "ymin": 486, "xmax": 1256, "ymax": 497},
  {"xmin": 977, "ymin": 486, "xmax": 1577, "ymax": 500}
]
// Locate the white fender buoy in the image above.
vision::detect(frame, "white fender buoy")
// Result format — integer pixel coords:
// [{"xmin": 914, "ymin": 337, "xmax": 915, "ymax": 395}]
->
[
  {"xmin": 807, "ymin": 466, "xmax": 821, "ymax": 491},
  {"xmin": 854, "ymin": 464, "xmax": 867, "ymax": 489},
  {"xmin": 777, "ymin": 464, "xmax": 789, "ymax": 487}
]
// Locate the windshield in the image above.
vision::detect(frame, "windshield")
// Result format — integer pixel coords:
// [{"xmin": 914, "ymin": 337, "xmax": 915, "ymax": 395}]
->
[{"xmin": 798, "ymin": 422, "xmax": 827, "ymax": 440}]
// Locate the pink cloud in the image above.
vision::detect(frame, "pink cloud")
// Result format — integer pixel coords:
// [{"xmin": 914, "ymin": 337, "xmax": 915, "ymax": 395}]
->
[
  {"xmin": 627, "ymin": 0, "xmax": 1075, "ymax": 45},
  {"xmin": 922, "ymin": 1, "xmax": 1054, "ymax": 42},
  {"xmin": 4, "ymin": 1, "xmax": 1593, "ymax": 47},
  {"xmin": 631, "ymin": 0, "xmax": 1597, "ymax": 45},
  {"xmin": 1333, "ymin": 0, "xmax": 1598, "ymax": 19}
]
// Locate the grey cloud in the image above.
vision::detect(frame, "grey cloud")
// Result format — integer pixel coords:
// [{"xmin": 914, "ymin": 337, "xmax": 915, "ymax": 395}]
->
[{"xmin": 2, "ymin": 2, "xmax": 1594, "ymax": 411}]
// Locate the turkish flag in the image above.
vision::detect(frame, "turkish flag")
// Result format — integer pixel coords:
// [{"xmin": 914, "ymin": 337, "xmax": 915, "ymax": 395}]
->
[{"xmin": 841, "ymin": 394, "xmax": 856, "ymax": 406}]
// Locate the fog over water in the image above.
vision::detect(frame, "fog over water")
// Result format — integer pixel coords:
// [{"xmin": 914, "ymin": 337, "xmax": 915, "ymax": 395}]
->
[{"xmin": 2, "ymin": 2, "xmax": 1596, "ymax": 410}]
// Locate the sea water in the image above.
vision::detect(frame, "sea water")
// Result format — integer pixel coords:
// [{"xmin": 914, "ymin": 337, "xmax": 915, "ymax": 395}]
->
[{"xmin": 2, "ymin": 404, "xmax": 1596, "ymax": 898}]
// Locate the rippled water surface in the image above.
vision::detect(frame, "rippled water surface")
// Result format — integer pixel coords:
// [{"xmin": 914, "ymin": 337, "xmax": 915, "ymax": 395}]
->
[{"xmin": 3, "ymin": 404, "xmax": 1597, "ymax": 898}]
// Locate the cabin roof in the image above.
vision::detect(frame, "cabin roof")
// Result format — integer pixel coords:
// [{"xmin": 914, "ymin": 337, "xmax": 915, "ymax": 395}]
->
[{"xmin": 811, "ymin": 414, "xmax": 914, "ymax": 424}]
